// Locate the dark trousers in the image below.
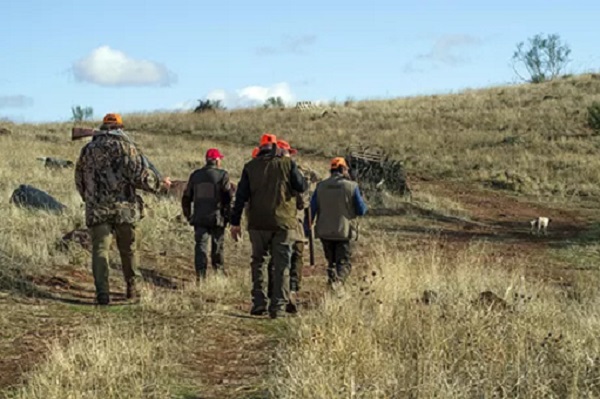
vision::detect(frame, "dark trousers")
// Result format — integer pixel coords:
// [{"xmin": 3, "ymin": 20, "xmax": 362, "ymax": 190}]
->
[
  {"xmin": 249, "ymin": 230, "xmax": 293, "ymax": 314},
  {"xmin": 321, "ymin": 239, "xmax": 352, "ymax": 284},
  {"xmin": 194, "ymin": 226, "xmax": 225, "ymax": 278},
  {"xmin": 90, "ymin": 223, "xmax": 137, "ymax": 301}
]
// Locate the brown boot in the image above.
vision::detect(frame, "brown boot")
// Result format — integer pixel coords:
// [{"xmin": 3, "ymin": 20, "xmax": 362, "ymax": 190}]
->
[
  {"xmin": 126, "ymin": 282, "xmax": 140, "ymax": 300},
  {"xmin": 286, "ymin": 291, "xmax": 298, "ymax": 314}
]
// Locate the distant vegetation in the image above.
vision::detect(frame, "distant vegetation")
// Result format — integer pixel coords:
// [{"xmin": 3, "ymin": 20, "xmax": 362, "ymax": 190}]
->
[
  {"xmin": 70, "ymin": 106, "xmax": 93, "ymax": 122},
  {"xmin": 588, "ymin": 102, "xmax": 600, "ymax": 133},
  {"xmin": 512, "ymin": 33, "xmax": 572, "ymax": 83},
  {"xmin": 193, "ymin": 99, "xmax": 225, "ymax": 113},
  {"xmin": 263, "ymin": 96, "xmax": 286, "ymax": 109}
]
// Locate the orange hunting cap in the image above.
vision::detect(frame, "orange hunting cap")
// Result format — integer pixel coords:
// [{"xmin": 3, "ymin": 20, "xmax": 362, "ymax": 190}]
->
[
  {"xmin": 330, "ymin": 157, "xmax": 348, "ymax": 169},
  {"xmin": 103, "ymin": 113, "xmax": 123, "ymax": 126},
  {"xmin": 277, "ymin": 139, "xmax": 298, "ymax": 155},
  {"xmin": 259, "ymin": 133, "xmax": 277, "ymax": 146}
]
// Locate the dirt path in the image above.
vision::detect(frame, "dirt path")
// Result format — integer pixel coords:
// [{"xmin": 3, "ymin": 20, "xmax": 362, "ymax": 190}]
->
[{"xmin": 1, "ymin": 181, "xmax": 597, "ymax": 397}]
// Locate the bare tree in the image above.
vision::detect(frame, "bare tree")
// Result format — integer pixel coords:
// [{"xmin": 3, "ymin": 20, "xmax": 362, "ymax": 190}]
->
[
  {"xmin": 512, "ymin": 33, "xmax": 571, "ymax": 83},
  {"xmin": 263, "ymin": 96, "xmax": 285, "ymax": 109},
  {"xmin": 71, "ymin": 105, "xmax": 94, "ymax": 121}
]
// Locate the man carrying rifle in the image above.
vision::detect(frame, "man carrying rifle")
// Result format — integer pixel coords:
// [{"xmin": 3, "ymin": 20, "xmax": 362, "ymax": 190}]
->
[{"xmin": 74, "ymin": 113, "xmax": 171, "ymax": 305}]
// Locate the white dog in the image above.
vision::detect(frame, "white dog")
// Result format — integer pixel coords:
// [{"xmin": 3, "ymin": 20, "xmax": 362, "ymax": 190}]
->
[{"xmin": 530, "ymin": 217, "xmax": 551, "ymax": 235}]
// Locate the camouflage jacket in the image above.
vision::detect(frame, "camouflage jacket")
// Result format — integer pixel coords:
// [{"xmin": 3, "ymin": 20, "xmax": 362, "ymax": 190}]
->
[{"xmin": 75, "ymin": 129, "xmax": 161, "ymax": 227}]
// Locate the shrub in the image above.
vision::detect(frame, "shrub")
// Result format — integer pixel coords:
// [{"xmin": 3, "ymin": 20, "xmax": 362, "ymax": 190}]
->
[
  {"xmin": 193, "ymin": 99, "xmax": 226, "ymax": 113},
  {"xmin": 263, "ymin": 96, "xmax": 285, "ymax": 109},
  {"xmin": 587, "ymin": 102, "xmax": 600, "ymax": 132}
]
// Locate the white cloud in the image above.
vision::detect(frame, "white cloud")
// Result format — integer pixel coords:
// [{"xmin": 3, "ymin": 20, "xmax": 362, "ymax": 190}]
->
[
  {"xmin": 72, "ymin": 46, "xmax": 176, "ymax": 87},
  {"xmin": 418, "ymin": 34, "xmax": 482, "ymax": 65},
  {"xmin": 171, "ymin": 100, "xmax": 199, "ymax": 111},
  {"xmin": 403, "ymin": 34, "xmax": 483, "ymax": 73},
  {"xmin": 206, "ymin": 89, "xmax": 228, "ymax": 103},
  {"xmin": 172, "ymin": 83, "xmax": 296, "ymax": 111},
  {"xmin": 0, "ymin": 95, "xmax": 33, "ymax": 109},
  {"xmin": 213, "ymin": 82, "xmax": 295, "ymax": 108}
]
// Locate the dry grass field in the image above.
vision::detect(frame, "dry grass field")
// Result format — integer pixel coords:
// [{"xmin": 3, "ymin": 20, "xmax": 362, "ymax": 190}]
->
[{"xmin": 1, "ymin": 74, "xmax": 600, "ymax": 398}]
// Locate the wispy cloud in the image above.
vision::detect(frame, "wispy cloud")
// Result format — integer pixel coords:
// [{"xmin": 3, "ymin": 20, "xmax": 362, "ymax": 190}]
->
[
  {"xmin": 72, "ymin": 46, "xmax": 177, "ymax": 87},
  {"xmin": 0, "ymin": 95, "xmax": 33, "ymax": 109},
  {"xmin": 404, "ymin": 34, "xmax": 483, "ymax": 73},
  {"xmin": 173, "ymin": 82, "xmax": 296, "ymax": 111},
  {"xmin": 256, "ymin": 35, "xmax": 317, "ymax": 56}
]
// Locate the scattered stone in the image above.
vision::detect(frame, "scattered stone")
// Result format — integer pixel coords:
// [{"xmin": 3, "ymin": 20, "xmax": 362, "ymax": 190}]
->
[
  {"xmin": 37, "ymin": 157, "xmax": 74, "ymax": 169},
  {"xmin": 420, "ymin": 290, "xmax": 439, "ymax": 305},
  {"xmin": 10, "ymin": 184, "xmax": 66, "ymax": 213},
  {"xmin": 472, "ymin": 290, "xmax": 508, "ymax": 311}
]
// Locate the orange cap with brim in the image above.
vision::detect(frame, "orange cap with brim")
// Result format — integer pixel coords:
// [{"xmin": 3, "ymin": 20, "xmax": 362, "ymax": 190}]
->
[
  {"xmin": 276, "ymin": 140, "xmax": 298, "ymax": 155},
  {"xmin": 103, "ymin": 113, "xmax": 123, "ymax": 126},
  {"xmin": 330, "ymin": 157, "xmax": 348, "ymax": 169},
  {"xmin": 260, "ymin": 133, "xmax": 277, "ymax": 146}
]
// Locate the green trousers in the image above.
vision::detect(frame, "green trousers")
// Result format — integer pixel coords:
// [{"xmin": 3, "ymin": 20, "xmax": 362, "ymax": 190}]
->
[
  {"xmin": 249, "ymin": 229, "xmax": 293, "ymax": 314},
  {"xmin": 90, "ymin": 223, "xmax": 138, "ymax": 300},
  {"xmin": 268, "ymin": 240, "xmax": 304, "ymax": 296}
]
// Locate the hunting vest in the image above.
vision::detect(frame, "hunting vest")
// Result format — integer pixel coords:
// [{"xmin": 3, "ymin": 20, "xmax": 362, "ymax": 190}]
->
[{"xmin": 314, "ymin": 174, "xmax": 358, "ymax": 241}]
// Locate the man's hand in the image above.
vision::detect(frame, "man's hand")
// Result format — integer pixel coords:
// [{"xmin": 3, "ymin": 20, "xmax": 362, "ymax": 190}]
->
[
  {"xmin": 162, "ymin": 176, "xmax": 172, "ymax": 190},
  {"xmin": 230, "ymin": 225, "xmax": 242, "ymax": 242}
]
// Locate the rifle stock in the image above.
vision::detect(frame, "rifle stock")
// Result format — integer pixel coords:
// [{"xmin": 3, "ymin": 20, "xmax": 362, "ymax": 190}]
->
[{"xmin": 71, "ymin": 127, "xmax": 97, "ymax": 140}]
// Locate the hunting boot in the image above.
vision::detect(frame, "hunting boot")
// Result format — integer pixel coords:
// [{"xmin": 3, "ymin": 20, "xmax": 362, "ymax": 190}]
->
[
  {"xmin": 126, "ymin": 281, "xmax": 140, "ymax": 301},
  {"xmin": 96, "ymin": 293, "xmax": 110, "ymax": 306},
  {"xmin": 250, "ymin": 305, "xmax": 268, "ymax": 316},
  {"xmin": 286, "ymin": 291, "xmax": 298, "ymax": 314}
]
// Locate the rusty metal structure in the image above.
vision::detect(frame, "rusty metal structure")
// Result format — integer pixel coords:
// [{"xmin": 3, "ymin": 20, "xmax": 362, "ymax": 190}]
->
[{"xmin": 345, "ymin": 145, "xmax": 411, "ymax": 198}]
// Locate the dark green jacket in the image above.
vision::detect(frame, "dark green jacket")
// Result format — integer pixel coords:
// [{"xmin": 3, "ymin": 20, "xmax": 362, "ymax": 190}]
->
[{"xmin": 232, "ymin": 154, "xmax": 307, "ymax": 231}]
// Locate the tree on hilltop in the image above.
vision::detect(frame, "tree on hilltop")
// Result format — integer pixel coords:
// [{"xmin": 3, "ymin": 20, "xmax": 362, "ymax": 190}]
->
[
  {"xmin": 263, "ymin": 96, "xmax": 285, "ymax": 109},
  {"xmin": 71, "ymin": 105, "xmax": 94, "ymax": 122},
  {"xmin": 512, "ymin": 33, "xmax": 571, "ymax": 83}
]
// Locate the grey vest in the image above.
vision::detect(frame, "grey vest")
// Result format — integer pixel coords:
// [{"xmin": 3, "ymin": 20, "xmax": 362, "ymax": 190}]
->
[{"xmin": 314, "ymin": 174, "xmax": 357, "ymax": 241}]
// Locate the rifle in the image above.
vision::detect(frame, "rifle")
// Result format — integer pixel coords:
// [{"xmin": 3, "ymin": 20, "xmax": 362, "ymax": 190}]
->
[
  {"xmin": 305, "ymin": 200, "xmax": 315, "ymax": 266},
  {"xmin": 71, "ymin": 127, "xmax": 163, "ymax": 180}
]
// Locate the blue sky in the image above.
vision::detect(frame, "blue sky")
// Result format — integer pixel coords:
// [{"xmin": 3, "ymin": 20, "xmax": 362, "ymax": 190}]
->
[{"xmin": 2, "ymin": 0, "xmax": 599, "ymax": 122}]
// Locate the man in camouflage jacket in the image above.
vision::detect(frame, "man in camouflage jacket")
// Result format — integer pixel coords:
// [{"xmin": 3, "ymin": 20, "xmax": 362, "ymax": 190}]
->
[{"xmin": 75, "ymin": 113, "xmax": 170, "ymax": 305}]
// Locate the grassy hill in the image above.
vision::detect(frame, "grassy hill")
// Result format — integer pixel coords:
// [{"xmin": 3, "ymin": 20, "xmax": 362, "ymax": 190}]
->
[
  {"xmin": 1, "ymin": 74, "xmax": 600, "ymax": 398},
  {"xmin": 120, "ymin": 73, "xmax": 600, "ymax": 199}
]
